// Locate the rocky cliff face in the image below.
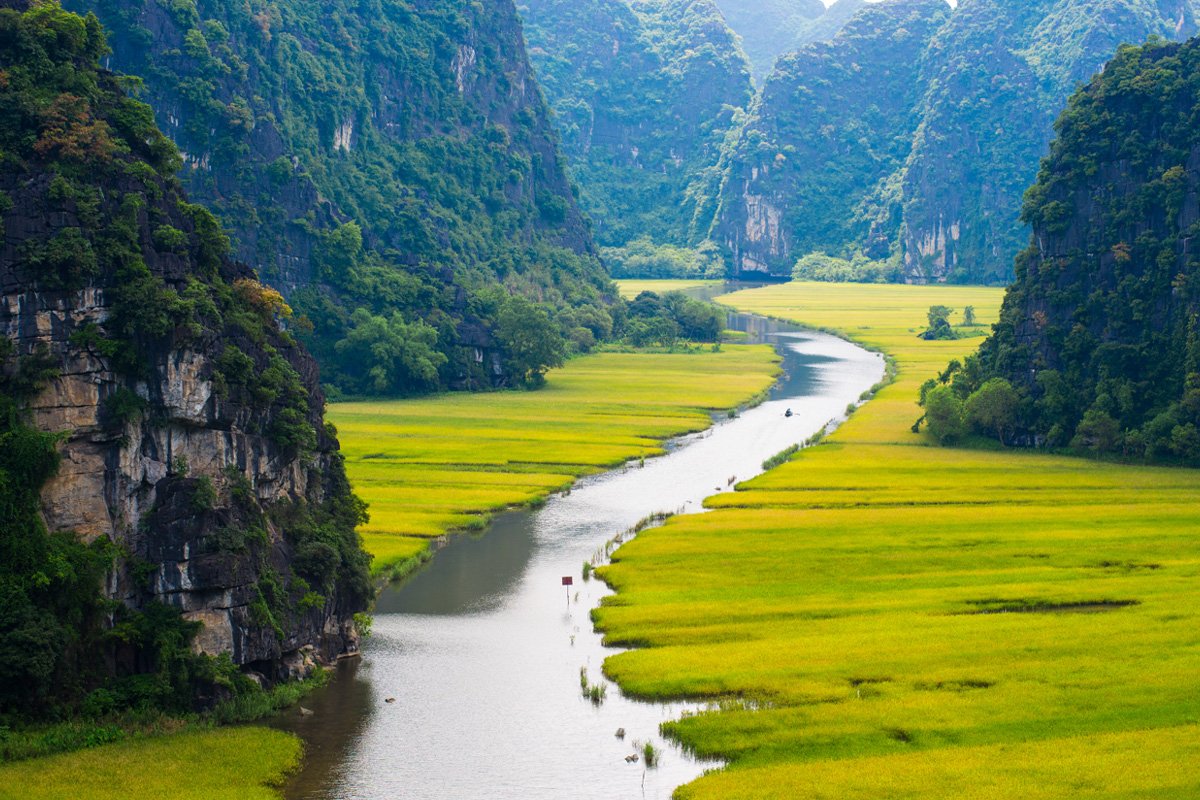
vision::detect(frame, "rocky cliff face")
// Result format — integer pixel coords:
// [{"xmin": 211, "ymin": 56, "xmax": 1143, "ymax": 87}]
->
[
  {"xmin": 66, "ymin": 0, "xmax": 612, "ymax": 394},
  {"xmin": 714, "ymin": 0, "xmax": 949, "ymax": 275},
  {"xmin": 972, "ymin": 37, "xmax": 1200, "ymax": 458},
  {"xmin": 900, "ymin": 0, "xmax": 1197, "ymax": 284},
  {"xmin": 520, "ymin": 0, "xmax": 753, "ymax": 248},
  {"xmin": 0, "ymin": 2, "xmax": 370, "ymax": 691}
]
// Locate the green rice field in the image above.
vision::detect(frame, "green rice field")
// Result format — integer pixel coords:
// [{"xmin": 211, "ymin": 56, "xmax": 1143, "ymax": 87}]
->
[
  {"xmin": 329, "ymin": 347, "xmax": 781, "ymax": 575},
  {"xmin": 596, "ymin": 281, "xmax": 1200, "ymax": 798}
]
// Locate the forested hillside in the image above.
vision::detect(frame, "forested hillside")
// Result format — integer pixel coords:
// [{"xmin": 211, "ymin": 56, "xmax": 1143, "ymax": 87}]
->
[
  {"xmin": 931, "ymin": 37, "xmax": 1200, "ymax": 463},
  {"xmin": 0, "ymin": 0, "xmax": 369, "ymax": 717},
  {"xmin": 713, "ymin": 0, "xmax": 864, "ymax": 82},
  {"xmin": 65, "ymin": 0, "xmax": 615, "ymax": 394},
  {"xmin": 714, "ymin": 0, "xmax": 949, "ymax": 275},
  {"xmin": 519, "ymin": 0, "xmax": 752, "ymax": 260},
  {"xmin": 716, "ymin": 0, "xmax": 1197, "ymax": 283}
]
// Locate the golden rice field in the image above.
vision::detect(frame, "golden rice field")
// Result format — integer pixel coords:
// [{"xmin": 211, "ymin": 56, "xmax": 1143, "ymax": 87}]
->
[
  {"xmin": 616, "ymin": 279, "xmax": 722, "ymax": 299},
  {"xmin": 595, "ymin": 281, "xmax": 1200, "ymax": 798},
  {"xmin": 0, "ymin": 728, "xmax": 300, "ymax": 800},
  {"xmin": 328, "ymin": 347, "xmax": 781, "ymax": 575}
]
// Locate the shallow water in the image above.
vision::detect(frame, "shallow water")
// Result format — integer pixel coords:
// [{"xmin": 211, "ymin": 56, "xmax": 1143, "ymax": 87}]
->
[{"xmin": 273, "ymin": 307, "xmax": 883, "ymax": 799}]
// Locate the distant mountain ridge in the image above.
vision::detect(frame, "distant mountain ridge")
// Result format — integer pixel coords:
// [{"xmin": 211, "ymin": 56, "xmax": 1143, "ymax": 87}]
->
[{"xmin": 713, "ymin": 0, "xmax": 1199, "ymax": 283}]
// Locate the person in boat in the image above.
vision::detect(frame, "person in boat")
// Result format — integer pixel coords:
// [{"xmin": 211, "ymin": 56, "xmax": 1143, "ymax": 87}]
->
[{"xmin": 785, "ymin": 408, "xmax": 793, "ymax": 418}]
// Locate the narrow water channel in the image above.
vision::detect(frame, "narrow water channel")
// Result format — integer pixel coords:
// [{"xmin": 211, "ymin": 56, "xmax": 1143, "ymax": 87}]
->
[{"xmin": 273, "ymin": 301, "xmax": 884, "ymax": 799}]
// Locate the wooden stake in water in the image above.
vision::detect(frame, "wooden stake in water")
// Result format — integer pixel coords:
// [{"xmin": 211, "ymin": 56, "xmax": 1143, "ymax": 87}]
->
[{"xmin": 562, "ymin": 575, "xmax": 573, "ymax": 607}]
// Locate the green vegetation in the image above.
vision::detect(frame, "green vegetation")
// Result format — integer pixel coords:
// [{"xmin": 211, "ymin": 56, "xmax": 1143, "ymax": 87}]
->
[
  {"xmin": 328, "ymin": 343, "xmax": 780, "ymax": 575},
  {"xmin": 520, "ymin": 0, "xmax": 751, "ymax": 252},
  {"xmin": 602, "ymin": 238, "xmax": 724, "ymax": 280},
  {"xmin": 595, "ymin": 282, "xmax": 1197, "ymax": 797},
  {"xmin": 71, "ymin": 0, "xmax": 613, "ymax": 395},
  {"xmin": 0, "ymin": 727, "xmax": 300, "ymax": 800},
  {"xmin": 937, "ymin": 38, "xmax": 1200, "ymax": 463},
  {"xmin": 792, "ymin": 251, "xmax": 900, "ymax": 283}
]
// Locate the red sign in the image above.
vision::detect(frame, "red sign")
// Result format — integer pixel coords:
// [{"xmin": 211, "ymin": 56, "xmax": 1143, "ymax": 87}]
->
[{"xmin": 562, "ymin": 576, "xmax": 574, "ymax": 586}]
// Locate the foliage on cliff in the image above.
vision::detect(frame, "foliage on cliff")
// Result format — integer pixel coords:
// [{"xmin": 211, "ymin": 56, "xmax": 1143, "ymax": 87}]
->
[
  {"xmin": 519, "ymin": 0, "xmax": 752, "ymax": 253},
  {"xmin": 926, "ymin": 37, "xmax": 1200, "ymax": 463},
  {"xmin": 64, "ymin": 0, "xmax": 614, "ymax": 395},
  {"xmin": 715, "ymin": 0, "xmax": 949, "ymax": 275},
  {"xmin": 0, "ymin": 1, "xmax": 370, "ymax": 719}
]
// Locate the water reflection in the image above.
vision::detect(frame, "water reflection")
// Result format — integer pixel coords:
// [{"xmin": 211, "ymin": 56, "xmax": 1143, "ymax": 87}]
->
[{"xmin": 273, "ymin": 293, "xmax": 884, "ymax": 799}]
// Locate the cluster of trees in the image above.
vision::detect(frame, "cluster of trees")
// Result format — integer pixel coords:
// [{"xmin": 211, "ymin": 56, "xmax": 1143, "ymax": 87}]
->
[
  {"xmin": 792, "ymin": 252, "xmax": 900, "ymax": 283},
  {"xmin": 919, "ymin": 305, "xmax": 978, "ymax": 340},
  {"xmin": 918, "ymin": 361, "xmax": 1021, "ymax": 445},
  {"xmin": 621, "ymin": 290, "xmax": 724, "ymax": 348},
  {"xmin": 602, "ymin": 238, "xmax": 724, "ymax": 280}
]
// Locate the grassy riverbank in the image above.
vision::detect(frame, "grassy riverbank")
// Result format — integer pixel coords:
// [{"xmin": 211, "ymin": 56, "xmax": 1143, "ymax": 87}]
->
[
  {"xmin": 329, "ymin": 346, "xmax": 781, "ymax": 577},
  {"xmin": 597, "ymin": 282, "xmax": 1200, "ymax": 798},
  {"xmin": 0, "ymin": 728, "xmax": 300, "ymax": 800}
]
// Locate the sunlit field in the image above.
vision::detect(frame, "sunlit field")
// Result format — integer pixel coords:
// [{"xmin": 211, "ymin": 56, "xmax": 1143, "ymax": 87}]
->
[
  {"xmin": 0, "ymin": 728, "xmax": 300, "ymax": 800},
  {"xmin": 615, "ymin": 279, "xmax": 723, "ymax": 299},
  {"xmin": 596, "ymin": 281, "xmax": 1200, "ymax": 798},
  {"xmin": 329, "ymin": 347, "xmax": 780, "ymax": 575}
]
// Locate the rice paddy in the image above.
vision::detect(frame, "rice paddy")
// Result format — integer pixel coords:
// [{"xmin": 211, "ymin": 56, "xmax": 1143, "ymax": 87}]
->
[
  {"xmin": 595, "ymin": 281, "xmax": 1200, "ymax": 798},
  {"xmin": 328, "ymin": 348, "xmax": 781, "ymax": 575},
  {"xmin": 0, "ymin": 728, "xmax": 300, "ymax": 800},
  {"xmin": 616, "ymin": 279, "xmax": 723, "ymax": 299}
]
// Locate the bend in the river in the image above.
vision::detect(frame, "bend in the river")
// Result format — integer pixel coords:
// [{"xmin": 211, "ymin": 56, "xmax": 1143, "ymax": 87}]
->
[{"xmin": 272, "ymin": 295, "xmax": 885, "ymax": 799}]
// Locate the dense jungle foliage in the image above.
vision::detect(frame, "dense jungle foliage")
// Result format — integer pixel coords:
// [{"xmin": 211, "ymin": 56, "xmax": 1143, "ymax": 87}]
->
[
  {"xmin": 922, "ymin": 37, "xmax": 1200, "ymax": 464},
  {"xmin": 519, "ymin": 0, "xmax": 752, "ymax": 256},
  {"xmin": 66, "ymin": 0, "xmax": 616, "ymax": 395},
  {"xmin": 0, "ymin": 1, "xmax": 369, "ymax": 720}
]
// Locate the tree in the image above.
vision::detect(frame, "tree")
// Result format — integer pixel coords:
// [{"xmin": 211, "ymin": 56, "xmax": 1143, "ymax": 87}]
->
[
  {"xmin": 964, "ymin": 377, "xmax": 1020, "ymax": 444},
  {"xmin": 962, "ymin": 306, "xmax": 976, "ymax": 326},
  {"xmin": 334, "ymin": 308, "xmax": 446, "ymax": 395},
  {"xmin": 920, "ymin": 305, "xmax": 955, "ymax": 340},
  {"xmin": 494, "ymin": 296, "xmax": 565, "ymax": 387},
  {"xmin": 1070, "ymin": 408, "xmax": 1121, "ymax": 453},
  {"xmin": 923, "ymin": 385, "xmax": 965, "ymax": 444}
]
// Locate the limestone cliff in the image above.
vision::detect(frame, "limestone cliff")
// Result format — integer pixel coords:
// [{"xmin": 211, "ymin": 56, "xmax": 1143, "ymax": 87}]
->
[
  {"xmin": 0, "ymin": 0, "xmax": 370, "ymax": 703},
  {"xmin": 969, "ymin": 37, "xmax": 1200, "ymax": 459}
]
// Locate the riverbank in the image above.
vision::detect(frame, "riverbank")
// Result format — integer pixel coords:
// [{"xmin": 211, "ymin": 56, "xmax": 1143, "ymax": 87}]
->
[
  {"xmin": 596, "ymin": 282, "xmax": 1200, "ymax": 797},
  {"xmin": 328, "ymin": 346, "xmax": 781, "ymax": 577}
]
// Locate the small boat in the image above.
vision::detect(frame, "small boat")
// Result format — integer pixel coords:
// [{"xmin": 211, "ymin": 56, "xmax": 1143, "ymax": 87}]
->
[{"xmin": 785, "ymin": 408, "xmax": 793, "ymax": 418}]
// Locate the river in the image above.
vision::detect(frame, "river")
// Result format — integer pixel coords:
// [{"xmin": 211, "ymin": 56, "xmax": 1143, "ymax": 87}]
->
[{"xmin": 272, "ymin": 299, "xmax": 884, "ymax": 799}]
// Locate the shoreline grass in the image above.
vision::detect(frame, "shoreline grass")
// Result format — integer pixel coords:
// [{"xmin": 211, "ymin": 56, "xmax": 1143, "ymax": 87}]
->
[
  {"xmin": 329, "ymin": 346, "xmax": 781, "ymax": 576},
  {"xmin": 595, "ymin": 281, "xmax": 1200, "ymax": 798}
]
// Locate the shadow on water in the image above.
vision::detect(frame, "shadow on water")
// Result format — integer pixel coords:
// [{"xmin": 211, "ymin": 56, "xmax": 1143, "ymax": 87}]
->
[{"xmin": 271, "ymin": 283, "xmax": 884, "ymax": 799}]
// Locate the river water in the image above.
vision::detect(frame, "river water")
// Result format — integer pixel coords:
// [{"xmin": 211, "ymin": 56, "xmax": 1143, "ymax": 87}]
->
[{"xmin": 273, "ymin": 302, "xmax": 884, "ymax": 799}]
